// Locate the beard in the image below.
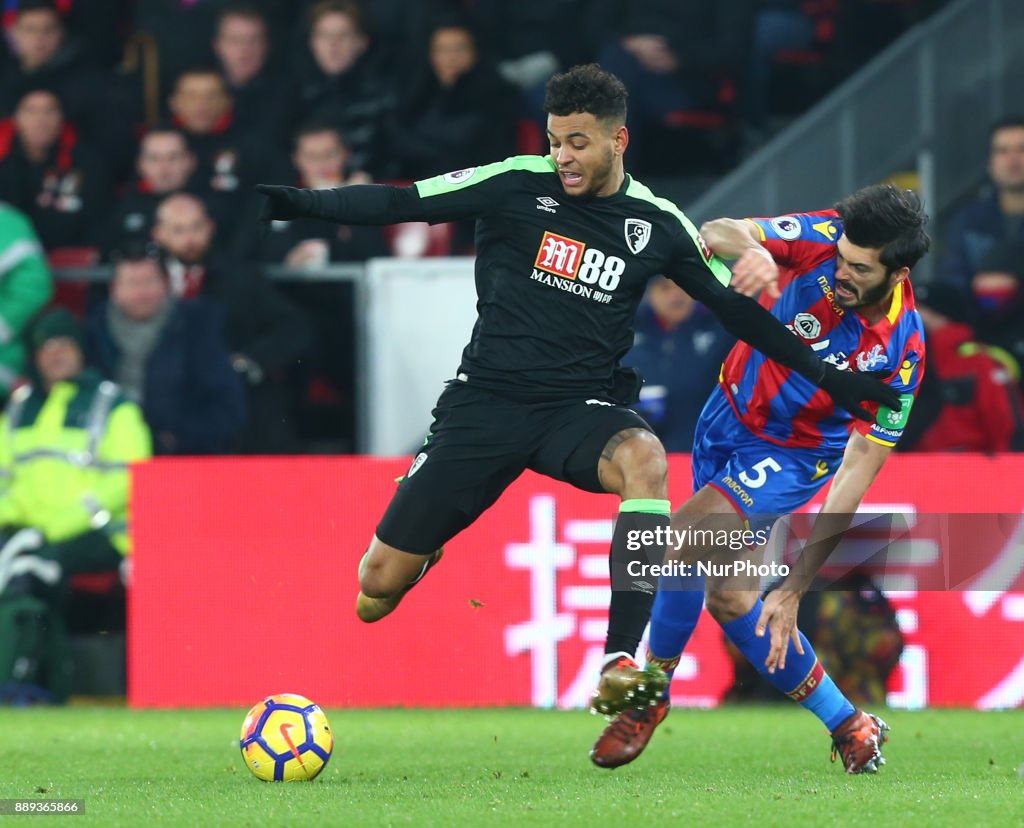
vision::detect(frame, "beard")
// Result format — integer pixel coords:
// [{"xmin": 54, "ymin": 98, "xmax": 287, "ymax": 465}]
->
[{"xmin": 838, "ymin": 274, "xmax": 896, "ymax": 308}]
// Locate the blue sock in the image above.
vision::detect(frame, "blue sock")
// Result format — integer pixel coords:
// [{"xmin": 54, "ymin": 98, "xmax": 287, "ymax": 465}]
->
[
  {"xmin": 645, "ymin": 572, "xmax": 705, "ymax": 696},
  {"xmin": 721, "ymin": 599, "xmax": 856, "ymax": 731}
]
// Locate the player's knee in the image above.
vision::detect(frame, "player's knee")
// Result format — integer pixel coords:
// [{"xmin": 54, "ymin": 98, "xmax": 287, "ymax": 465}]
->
[
  {"xmin": 616, "ymin": 432, "xmax": 668, "ymax": 493},
  {"xmin": 705, "ymin": 589, "xmax": 754, "ymax": 624},
  {"xmin": 358, "ymin": 558, "xmax": 398, "ymax": 598}
]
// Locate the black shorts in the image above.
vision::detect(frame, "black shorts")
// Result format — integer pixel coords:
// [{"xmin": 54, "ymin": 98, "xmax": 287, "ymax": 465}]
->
[{"xmin": 375, "ymin": 381, "xmax": 653, "ymax": 554}]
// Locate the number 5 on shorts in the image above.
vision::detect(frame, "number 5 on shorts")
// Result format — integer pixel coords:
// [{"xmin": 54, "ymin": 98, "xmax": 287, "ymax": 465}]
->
[{"xmin": 738, "ymin": 457, "xmax": 782, "ymax": 489}]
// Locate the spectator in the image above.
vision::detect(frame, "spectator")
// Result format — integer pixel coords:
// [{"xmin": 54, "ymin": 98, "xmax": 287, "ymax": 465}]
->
[
  {"xmin": 900, "ymin": 281, "xmax": 1024, "ymax": 453},
  {"xmin": 387, "ymin": 15, "xmax": 520, "ymax": 181},
  {"xmin": 234, "ymin": 121, "xmax": 385, "ymax": 265},
  {"xmin": 0, "ymin": 307, "xmax": 151, "ymax": 704},
  {"xmin": 591, "ymin": 0, "xmax": 754, "ymax": 174},
  {"xmin": 0, "ymin": 1, "xmax": 134, "ymax": 173},
  {"xmin": 295, "ymin": 0, "xmax": 455, "ymax": 64},
  {"xmin": 0, "ymin": 203, "xmax": 53, "ymax": 396},
  {"xmin": 292, "ymin": 0, "xmax": 396, "ymax": 176},
  {"xmin": 0, "ymin": 89, "xmax": 113, "ymax": 250},
  {"xmin": 622, "ymin": 277, "xmax": 733, "ymax": 452},
  {"xmin": 166, "ymin": 67, "xmax": 272, "ymax": 218},
  {"xmin": 1, "ymin": 0, "xmax": 131, "ymax": 69},
  {"xmin": 471, "ymin": 0, "xmax": 593, "ymax": 120},
  {"xmin": 88, "ymin": 247, "xmax": 246, "ymax": 455},
  {"xmin": 151, "ymin": 193, "xmax": 311, "ymax": 452},
  {"xmin": 100, "ymin": 128, "xmax": 197, "ymax": 258},
  {"xmin": 213, "ymin": 2, "xmax": 295, "ymax": 149},
  {"xmin": 235, "ymin": 121, "xmax": 385, "ymax": 452},
  {"xmin": 971, "ymin": 240, "xmax": 1024, "ymax": 386},
  {"xmin": 942, "ymin": 117, "xmax": 1024, "ymax": 287}
]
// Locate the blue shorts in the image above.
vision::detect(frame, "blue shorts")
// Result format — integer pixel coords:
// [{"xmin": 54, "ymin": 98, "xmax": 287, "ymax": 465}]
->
[{"xmin": 691, "ymin": 387, "xmax": 842, "ymax": 533}]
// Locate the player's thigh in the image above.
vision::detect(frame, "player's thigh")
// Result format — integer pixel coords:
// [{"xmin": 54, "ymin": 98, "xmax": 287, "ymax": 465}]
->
[
  {"xmin": 669, "ymin": 483, "xmax": 748, "ymax": 565},
  {"xmin": 530, "ymin": 400, "xmax": 656, "ymax": 494},
  {"xmin": 712, "ymin": 440, "xmax": 838, "ymax": 532},
  {"xmin": 672, "ymin": 485, "xmax": 763, "ymax": 600},
  {"xmin": 690, "ymin": 386, "xmax": 738, "ymax": 496},
  {"xmin": 702, "ymin": 442, "xmax": 838, "ymax": 595},
  {"xmin": 375, "ymin": 383, "xmax": 530, "ymax": 556}
]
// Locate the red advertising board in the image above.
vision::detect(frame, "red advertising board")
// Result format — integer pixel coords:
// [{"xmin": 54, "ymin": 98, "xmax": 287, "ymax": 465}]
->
[{"xmin": 129, "ymin": 455, "xmax": 1024, "ymax": 709}]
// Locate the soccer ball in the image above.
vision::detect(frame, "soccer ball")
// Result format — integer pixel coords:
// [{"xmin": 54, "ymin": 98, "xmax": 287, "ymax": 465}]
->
[{"xmin": 239, "ymin": 693, "xmax": 333, "ymax": 782}]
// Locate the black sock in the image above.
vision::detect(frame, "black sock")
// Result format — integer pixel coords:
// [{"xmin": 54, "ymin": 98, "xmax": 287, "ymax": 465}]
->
[{"xmin": 604, "ymin": 500, "xmax": 670, "ymax": 658}]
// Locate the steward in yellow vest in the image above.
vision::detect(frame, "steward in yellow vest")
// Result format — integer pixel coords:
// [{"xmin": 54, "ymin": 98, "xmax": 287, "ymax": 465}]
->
[{"xmin": 0, "ymin": 308, "xmax": 151, "ymax": 704}]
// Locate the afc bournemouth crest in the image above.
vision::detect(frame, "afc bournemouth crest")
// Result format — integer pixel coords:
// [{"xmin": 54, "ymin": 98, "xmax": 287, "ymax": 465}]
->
[{"xmin": 624, "ymin": 218, "xmax": 652, "ymax": 254}]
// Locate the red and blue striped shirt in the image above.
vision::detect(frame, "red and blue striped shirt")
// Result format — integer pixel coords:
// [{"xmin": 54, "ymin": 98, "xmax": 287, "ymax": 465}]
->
[{"xmin": 719, "ymin": 210, "xmax": 926, "ymax": 451}]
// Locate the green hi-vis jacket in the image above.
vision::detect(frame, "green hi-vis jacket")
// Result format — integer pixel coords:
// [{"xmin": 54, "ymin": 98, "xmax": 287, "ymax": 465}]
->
[
  {"xmin": 0, "ymin": 370, "xmax": 152, "ymax": 554},
  {"xmin": 0, "ymin": 204, "xmax": 54, "ymax": 390}
]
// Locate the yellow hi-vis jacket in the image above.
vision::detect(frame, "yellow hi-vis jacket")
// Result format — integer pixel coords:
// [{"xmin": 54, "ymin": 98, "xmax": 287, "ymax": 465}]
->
[{"xmin": 0, "ymin": 370, "xmax": 152, "ymax": 554}]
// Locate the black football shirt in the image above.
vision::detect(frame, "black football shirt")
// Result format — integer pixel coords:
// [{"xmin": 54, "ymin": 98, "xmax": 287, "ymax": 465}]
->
[{"xmin": 304, "ymin": 155, "xmax": 735, "ymax": 401}]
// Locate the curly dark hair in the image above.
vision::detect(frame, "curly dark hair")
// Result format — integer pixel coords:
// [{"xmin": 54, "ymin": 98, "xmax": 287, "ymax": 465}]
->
[
  {"xmin": 835, "ymin": 184, "xmax": 930, "ymax": 273},
  {"xmin": 543, "ymin": 63, "xmax": 627, "ymax": 125}
]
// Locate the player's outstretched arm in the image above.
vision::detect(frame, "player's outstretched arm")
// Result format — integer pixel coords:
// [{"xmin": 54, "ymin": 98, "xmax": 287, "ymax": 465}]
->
[
  {"xmin": 256, "ymin": 183, "xmax": 422, "ymax": 227},
  {"xmin": 686, "ymin": 280, "xmax": 900, "ymax": 420},
  {"xmin": 256, "ymin": 159, "xmax": 527, "ymax": 229},
  {"xmin": 756, "ymin": 431, "xmax": 891, "ymax": 672}
]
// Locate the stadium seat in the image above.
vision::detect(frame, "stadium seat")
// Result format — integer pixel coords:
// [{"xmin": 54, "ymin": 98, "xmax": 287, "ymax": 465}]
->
[
  {"xmin": 46, "ymin": 247, "xmax": 99, "ymax": 317},
  {"xmin": 516, "ymin": 118, "xmax": 546, "ymax": 156},
  {"xmin": 66, "ymin": 569, "xmax": 127, "ymax": 695}
]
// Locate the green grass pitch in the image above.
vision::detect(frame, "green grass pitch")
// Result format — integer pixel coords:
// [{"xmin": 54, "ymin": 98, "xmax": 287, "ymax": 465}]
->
[{"xmin": 3, "ymin": 706, "xmax": 1022, "ymax": 826}]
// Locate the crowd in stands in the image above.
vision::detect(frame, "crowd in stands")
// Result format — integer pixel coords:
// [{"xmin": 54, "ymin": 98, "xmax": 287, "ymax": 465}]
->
[
  {"xmin": 0, "ymin": 0, "xmax": 948, "ymax": 457},
  {"xmin": 0, "ymin": 0, "xmax": 1014, "ymax": 705}
]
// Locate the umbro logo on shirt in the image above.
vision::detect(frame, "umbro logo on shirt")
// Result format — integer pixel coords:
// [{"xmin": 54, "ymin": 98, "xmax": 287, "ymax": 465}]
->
[{"xmin": 536, "ymin": 196, "xmax": 559, "ymax": 213}]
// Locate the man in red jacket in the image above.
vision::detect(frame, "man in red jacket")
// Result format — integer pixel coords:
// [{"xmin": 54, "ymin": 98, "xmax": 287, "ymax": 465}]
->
[{"xmin": 902, "ymin": 282, "xmax": 1024, "ymax": 452}]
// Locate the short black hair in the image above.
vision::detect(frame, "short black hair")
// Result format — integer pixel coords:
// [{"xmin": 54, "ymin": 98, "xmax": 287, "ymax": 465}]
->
[
  {"xmin": 141, "ymin": 125, "xmax": 188, "ymax": 144},
  {"xmin": 309, "ymin": 0, "xmax": 366, "ymax": 35},
  {"xmin": 543, "ymin": 63, "xmax": 627, "ymax": 125},
  {"xmin": 17, "ymin": 0, "xmax": 61, "ymax": 20},
  {"xmin": 216, "ymin": 2, "xmax": 268, "ymax": 31},
  {"xmin": 834, "ymin": 184, "xmax": 930, "ymax": 272},
  {"xmin": 174, "ymin": 65, "xmax": 228, "ymax": 90},
  {"xmin": 15, "ymin": 85, "xmax": 63, "ymax": 112},
  {"xmin": 990, "ymin": 115, "xmax": 1024, "ymax": 143},
  {"xmin": 293, "ymin": 119, "xmax": 345, "ymax": 149}
]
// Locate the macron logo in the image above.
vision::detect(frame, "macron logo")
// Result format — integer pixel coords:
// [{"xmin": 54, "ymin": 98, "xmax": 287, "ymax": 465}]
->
[{"xmin": 536, "ymin": 196, "xmax": 559, "ymax": 214}]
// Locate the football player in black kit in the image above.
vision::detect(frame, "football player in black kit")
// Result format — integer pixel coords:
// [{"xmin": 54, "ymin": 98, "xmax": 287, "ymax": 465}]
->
[{"xmin": 256, "ymin": 64, "xmax": 898, "ymax": 712}]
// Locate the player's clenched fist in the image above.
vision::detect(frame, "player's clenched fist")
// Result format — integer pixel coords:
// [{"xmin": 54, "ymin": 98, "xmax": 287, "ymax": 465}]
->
[
  {"xmin": 256, "ymin": 184, "xmax": 311, "ymax": 223},
  {"xmin": 731, "ymin": 246, "xmax": 781, "ymax": 298}
]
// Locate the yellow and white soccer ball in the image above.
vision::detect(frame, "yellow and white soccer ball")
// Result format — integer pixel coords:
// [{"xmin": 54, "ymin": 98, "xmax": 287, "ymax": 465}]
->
[{"xmin": 239, "ymin": 693, "xmax": 333, "ymax": 781}]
